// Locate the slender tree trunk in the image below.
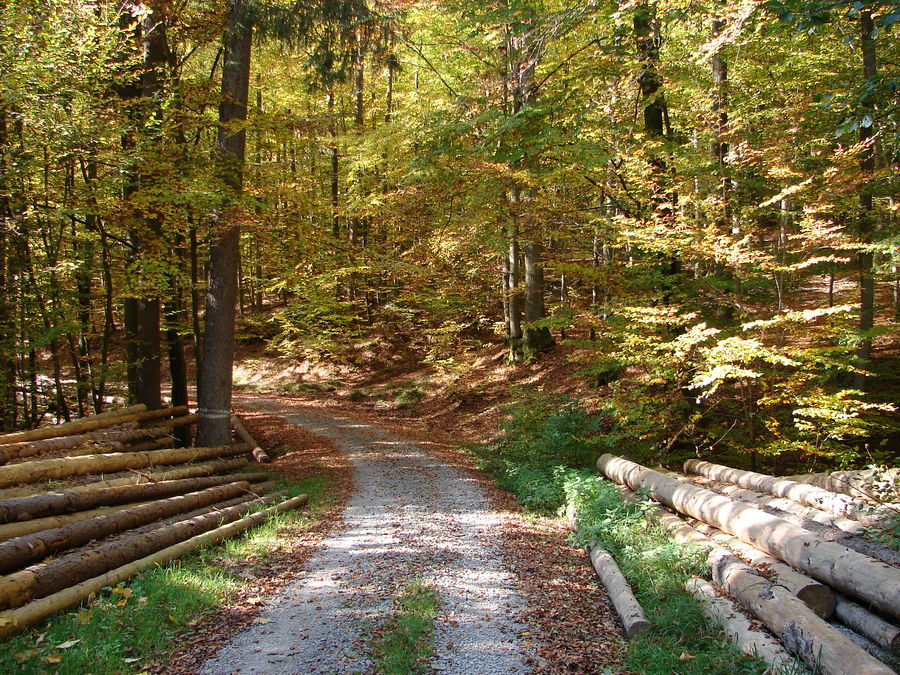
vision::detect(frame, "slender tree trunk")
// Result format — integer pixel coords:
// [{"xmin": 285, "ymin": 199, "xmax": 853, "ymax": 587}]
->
[
  {"xmin": 854, "ymin": 9, "xmax": 876, "ymax": 391},
  {"xmin": 0, "ymin": 109, "xmax": 15, "ymax": 430},
  {"xmin": 197, "ymin": 0, "xmax": 252, "ymax": 445},
  {"xmin": 328, "ymin": 90, "xmax": 340, "ymax": 239}
]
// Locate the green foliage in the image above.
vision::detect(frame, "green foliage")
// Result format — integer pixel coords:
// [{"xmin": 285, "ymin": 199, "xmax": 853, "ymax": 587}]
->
[{"xmin": 370, "ymin": 580, "xmax": 440, "ymax": 675}]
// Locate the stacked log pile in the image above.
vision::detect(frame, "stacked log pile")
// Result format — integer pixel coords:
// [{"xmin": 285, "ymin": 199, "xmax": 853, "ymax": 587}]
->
[
  {"xmin": 0, "ymin": 406, "xmax": 307, "ymax": 636},
  {"xmin": 597, "ymin": 453, "xmax": 900, "ymax": 675}
]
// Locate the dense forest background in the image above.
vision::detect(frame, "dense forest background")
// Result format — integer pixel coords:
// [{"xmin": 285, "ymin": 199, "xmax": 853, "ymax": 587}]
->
[{"xmin": 1, "ymin": 0, "xmax": 898, "ymax": 469}]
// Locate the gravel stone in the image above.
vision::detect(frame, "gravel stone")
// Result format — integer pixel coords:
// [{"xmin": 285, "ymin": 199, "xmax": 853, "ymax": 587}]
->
[{"xmin": 199, "ymin": 399, "xmax": 533, "ymax": 674}]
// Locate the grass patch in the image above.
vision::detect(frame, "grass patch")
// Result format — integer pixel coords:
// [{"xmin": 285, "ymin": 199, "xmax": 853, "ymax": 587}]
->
[
  {"xmin": 0, "ymin": 474, "xmax": 332, "ymax": 674},
  {"xmin": 370, "ymin": 580, "xmax": 440, "ymax": 674}
]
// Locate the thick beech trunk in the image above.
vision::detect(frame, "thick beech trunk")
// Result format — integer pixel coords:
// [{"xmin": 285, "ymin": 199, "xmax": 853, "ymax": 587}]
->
[
  {"xmin": 685, "ymin": 577, "xmax": 795, "ymax": 672},
  {"xmin": 231, "ymin": 414, "xmax": 271, "ymax": 463},
  {"xmin": 0, "ymin": 405, "xmax": 186, "ymax": 446},
  {"xmin": 598, "ymin": 454, "xmax": 900, "ymax": 619},
  {"xmin": 197, "ymin": 0, "xmax": 252, "ymax": 446},
  {"xmin": 684, "ymin": 459, "xmax": 887, "ymax": 525},
  {"xmin": 0, "ymin": 473, "xmax": 267, "ymax": 524},
  {"xmin": 587, "ymin": 544, "xmax": 650, "ymax": 637},
  {"xmin": 0, "ymin": 493, "xmax": 308, "ymax": 637},
  {"xmin": 0, "ymin": 490, "xmax": 287, "ymax": 609},
  {"xmin": 0, "ymin": 442, "xmax": 250, "ymax": 488}
]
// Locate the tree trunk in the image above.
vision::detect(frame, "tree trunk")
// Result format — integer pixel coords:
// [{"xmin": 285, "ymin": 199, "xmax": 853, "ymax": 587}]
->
[
  {"xmin": 231, "ymin": 414, "xmax": 271, "ymax": 463},
  {"xmin": 0, "ymin": 493, "xmax": 309, "ymax": 638},
  {"xmin": 0, "ymin": 481, "xmax": 251, "ymax": 573},
  {"xmin": 197, "ymin": 0, "xmax": 252, "ymax": 446},
  {"xmin": 587, "ymin": 544, "xmax": 650, "ymax": 637},
  {"xmin": 0, "ymin": 442, "xmax": 250, "ymax": 489},
  {"xmin": 598, "ymin": 454, "xmax": 900, "ymax": 619},
  {"xmin": 523, "ymin": 240, "xmax": 553, "ymax": 353}
]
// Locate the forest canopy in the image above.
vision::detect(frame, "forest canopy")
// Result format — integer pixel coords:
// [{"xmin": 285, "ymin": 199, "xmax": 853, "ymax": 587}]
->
[{"xmin": 0, "ymin": 0, "xmax": 897, "ymax": 466}]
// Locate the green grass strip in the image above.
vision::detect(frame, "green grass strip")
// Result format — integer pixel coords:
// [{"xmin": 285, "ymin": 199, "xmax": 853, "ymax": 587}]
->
[
  {"xmin": 0, "ymin": 475, "xmax": 330, "ymax": 675},
  {"xmin": 371, "ymin": 580, "xmax": 440, "ymax": 674}
]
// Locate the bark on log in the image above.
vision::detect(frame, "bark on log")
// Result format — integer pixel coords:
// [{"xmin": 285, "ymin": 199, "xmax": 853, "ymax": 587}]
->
[
  {"xmin": 685, "ymin": 577, "xmax": 797, "ymax": 672},
  {"xmin": 230, "ymin": 414, "xmax": 271, "ymax": 463},
  {"xmin": 0, "ymin": 406, "xmax": 188, "ymax": 446},
  {"xmin": 81, "ymin": 404, "xmax": 148, "ymax": 421},
  {"xmin": 0, "ymin": 473, "xmax": 270, "ymax": 524},
  {"xmin": 612, "ymin": 480, "xmax": 889, "ymax": 674},
  {"xmin": 0, "ymin": 443, "xmax": 251, "ymax": 488},
  {"xmin": 831, "ymin": 624, "xmax": 900, "ymax": 670},
  {"xmin": 0, "ymin": 425, "xmax": 173, "ymax": 464},
  {"xmin": 835, "ymin": 595, "xmax": 900, "ymax": 654},
  {"xmin": 785, "ymin": 470, "xmax": 898, "ymax": 504},
  {"xmin": 684, "ymin": 459, "xmax": 889, "ymax": 525},
  {"xmin": 0, "ymin": 481, "xmax": 251, "ymax": 573},
  {"xmin": 143, "ymin": 413, "xmax": 200, "ymax": 429},
  {"xmin": 0, "ymin": 490, "xmax": 289, "ymax": 609},
  {"xmin": 691, "ymin": 521, "xmax": 835, "ymax": 618},
  {"xmin": 708, "ymin": 547, "xmax": 893, "ymax": 675},
  {"xmin": 598, "ymin": 454, "xmax": 900, "ymax": 620},
  {"xmin": 0, "ymin": 502, "xmax": 155, "ymax": 542},
  {"xmin": 0, "ymin": 493, "xmax": 309, "ymax": 637},
  {"xmin": 63, "ymin": 433, "xmax": 174, "ymax": 458},
  {"xmin": 587, "ymin": 544, "xmax": 650, "ymax": 637}
]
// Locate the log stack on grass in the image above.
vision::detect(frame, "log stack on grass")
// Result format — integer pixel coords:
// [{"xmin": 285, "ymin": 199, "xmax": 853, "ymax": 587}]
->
[
  {"xmin": 0, "ymin": 405, "xmax": 309, "ymax": 636},
  {"xmin": 596, "ymin": 453, "xmax": 900, "ymax": 674}
]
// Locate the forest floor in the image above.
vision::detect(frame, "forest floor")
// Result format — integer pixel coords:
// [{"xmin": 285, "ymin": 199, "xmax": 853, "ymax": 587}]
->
[{"xmin": 161, "ymin": 381, "xmax": 623, "ymax": 673}]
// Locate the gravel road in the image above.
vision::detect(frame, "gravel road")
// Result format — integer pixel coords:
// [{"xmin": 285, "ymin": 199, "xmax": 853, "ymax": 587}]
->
[{"xmin": 199, "ymin": 398, "xmax": 533, "ymax": 674}]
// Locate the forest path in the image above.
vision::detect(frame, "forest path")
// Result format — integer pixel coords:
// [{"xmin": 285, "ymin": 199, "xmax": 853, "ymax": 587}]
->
[{"xmin": 199, "ymin": 396, "xmax": 534, "ymax": 674}]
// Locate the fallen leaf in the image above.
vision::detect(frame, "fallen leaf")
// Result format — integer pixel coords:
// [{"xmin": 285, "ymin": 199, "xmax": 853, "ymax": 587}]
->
[
  {"xmin": 679, "ymin": 652, "xmax": 695, "ymax": 662},
  {"xmin": 252, "ymin": 618, "xmax": 271, "ymax": 625},
  {"xmin": 14, "ymin": 650, "xmax": 38, "ymax": 662},
  {"xmin": 43, "ymin": 654, "xmax": 63, "ymax": 665},
  {"xmin": 56, "ymin": 639, "xmax": 80, "ymax": 649}
]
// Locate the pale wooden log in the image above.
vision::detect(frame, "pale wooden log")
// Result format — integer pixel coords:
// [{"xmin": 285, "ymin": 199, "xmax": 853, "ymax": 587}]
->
[
  {"xmin": 0, "ymin": 490, "xmax": 289, "ymax": 609},
  {"xmin": 0, "ymin": 443, "xmax": 251, "ymax": 488},
  {"xmin": 708, "ymin": 547, "xmax": 893, "ymax": 675},
  {"xmin": 0, "ymin": 481, "xmax": 251, "ymax": 573},
  {"xmin": 231, "ymin": 414, "xmax": 271, "ymax": 463},
  {"xmin": 785, "ymin": 470, "xmax": 899, "ymax": 504},
  {"xmin": 685, "ymin": 577, "xmax": 798, "ymax": 672},
  {"xmin": 613, "ymin": 480, "xmax": 888, "ymax": 674},
  {"xmin": 835, "ymin": 595, "xmax": 900, "ymax": 654},
  {"xmin": 0, "ymin": 472, "xmax": 271, "ymax": 524},
  {"xmin": 691, "ymin": 521, "xmax": 835, "ymax": 618},
  {"xmin": 0, "ymin": 493, "xmax": 309, "ymax": 637},
  {"xmin": 598, "ymin": 454, "xmax": 900, "ymax": 620},
  {"xmin": 684, "ymin": 459, "xmax": 891, "ymax": 526},
  {"xmin": 0, "ymin": 406, "xmax": 188, "ymax": 446},
  {"xmin": 0, "ymin": 502, "xmax": 155, "ymax": 542},
  {"xmin": 831, "ymin": 624, "xmax": 900, "ymax": 669},
  {"xmin": 587, "ymin": 544, "xmax": 650, "ymax": 637}
]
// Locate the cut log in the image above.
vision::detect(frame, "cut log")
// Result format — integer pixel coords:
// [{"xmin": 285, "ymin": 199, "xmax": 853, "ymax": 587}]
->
[
  {"xmin": 831, "ymin": 623, "xmax": 900, "ymax": 669},
  {"xmin": 611, "ymin": 479, "xmax": 889, "ymax": 674},
  {"xmin": 587, "ymin": 544, "xmax": 650, "ymax": 637},
  {"xmin": 835, "ymin": 595, "xmax": 900, "ymax": 654},
  {"xmin": 0, "ymin": 424, "xmax": 171, "ymax": 464},
  {"xmin": 0, "ymin": 406, "xmax": 188, "ymax": 446},
  {"xmin": 231, "ymin": 414, "xmax": 271, "ymax": 463},
  {"xmin": 0, "ymin": 493, "xmax": 309, "ymax": 637},
  {"xmin": 786, "ymin": 470, "xmax": 899, "ymax": 504},
  {"xmin": 708, "ymin": 547, "xmax": 894, "ymax": 675},
  {"xmin": 0, "ymin": 502, "xmax": 156, "ymax": 542},
  {"xmin": 0, "ymin": 481, "xmax": 251, "ymax": 573},
  {"xmin": 0, "ymin": 443, "xmax": 251, "ymax": 488},
  {"xmin": 598, "ymin": 454, "xmax": 900, "ymax": 620},
  {"xmin": 63, "ymin": 433, "xmax": 174, "ymax": 458},
  {"xmin": 690, "ymin": 521, "xmax": 835, "ymax": 618},
  {"xmin": 0, "ymin": 490, "xmax": 289, "ymax": 609},
  {"xmin": 684, "ymin": 459, "xmax": 890, "ymax": 526},
  {"xmin": 0, "ymin": 472, "xmax": 271, "ymax": 524},
  {"xmin": 685, "ymin": 577, "xmax": 797, "ymax": 672},
  {"xmin": 143, "ymin": 413, "xmax": 201, "ymax": 429}
]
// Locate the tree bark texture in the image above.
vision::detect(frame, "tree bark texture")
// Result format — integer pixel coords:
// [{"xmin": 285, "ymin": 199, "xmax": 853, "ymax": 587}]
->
[
  {"xmin": 598, "ymin": 454, "xmax": 900, "ymax": 619},
  {"xmin": 0, "ymin": 490, "xmax": 286, "ymax": 609},
  {"xmin": 587, "ymin": 544, "xmax": 650, "ymax": 637},
  {"xmin": 0, "ymin": 481, "xmax": 251, "ymax": 574},
  {"xmin": 0, "ymin": 442, "xmax": 250, "ymax": 489},
  {"xmin": 0, "ymin": 493, "xmax": 308, "ymax": 637},
  {"xmin": 197, "ymin": 0, "xmax": 252, "ymax": 447}
]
